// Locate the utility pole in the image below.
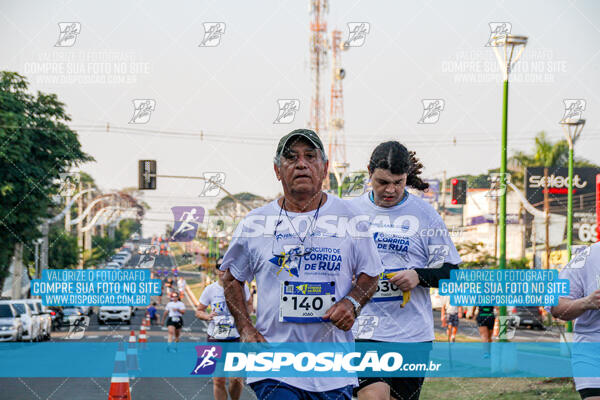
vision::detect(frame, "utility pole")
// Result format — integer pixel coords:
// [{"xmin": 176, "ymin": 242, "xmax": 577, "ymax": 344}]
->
[
  {"xmin": 440, "ymin": 171, "xmax": 447, "ymax": 222},
  {"xmin": 77, "ymin": 180, "xmax": 84, "ymax": 268},
  {"xmin": 543, "ymin": 167, "xmax": 550, "ymax": 269},
  {"xmin": 41, "ymin": 221, "xmax": 49, "ymax": 273},
  {"xmin": 10, "ymin": 243, "xmax": 24, "ymax": 299},
  {"xmin": 84, "ymin": 184, "xmax": 93, "ymax": 263}
]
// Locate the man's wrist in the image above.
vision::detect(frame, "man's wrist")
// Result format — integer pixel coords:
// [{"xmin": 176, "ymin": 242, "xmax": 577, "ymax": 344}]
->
[{"xmin": 343, "ymin": 295, "xmax": 361, "ymax": 317}]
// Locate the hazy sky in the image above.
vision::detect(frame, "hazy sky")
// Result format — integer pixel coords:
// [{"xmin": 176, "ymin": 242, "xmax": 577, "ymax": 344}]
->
[{"xmin": 2, "ymin": 0, "xmax": 599, "ymax": 235}]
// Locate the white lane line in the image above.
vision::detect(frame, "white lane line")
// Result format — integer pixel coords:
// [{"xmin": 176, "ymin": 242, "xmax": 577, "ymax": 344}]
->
[
  {"xmin": 87, "ymin": 335, "xmax": 100, "ymax": 339},
  {"xmin": 99, "ymin": 327, "xmax": 109, "ymax": 330}
]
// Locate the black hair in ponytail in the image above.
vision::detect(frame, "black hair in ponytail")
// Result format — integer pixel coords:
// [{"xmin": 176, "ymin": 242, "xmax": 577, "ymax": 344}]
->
[{"xmin": 367, "ymin": 141, "xmax": 429, "ymax": 191}]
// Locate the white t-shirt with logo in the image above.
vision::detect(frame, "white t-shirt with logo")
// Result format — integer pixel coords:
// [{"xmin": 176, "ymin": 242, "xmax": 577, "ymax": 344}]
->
[
  {"xmin": 165, "ymin": 301, "xmax": 185, "ymax": 321},
  {"xmin": 220, "ymin": 195, "xmax": 383, "ymax": 392},
  {"xmin": 556, "ymin": 242, "xmax": 600, "ymax": 391},
  {"xmin": 199, "ymin": 281, "xmax": 250, "ymax": 339},
  {"xmin": 348, "ymin": 192, "xmax": 461, "ymax": 342}
]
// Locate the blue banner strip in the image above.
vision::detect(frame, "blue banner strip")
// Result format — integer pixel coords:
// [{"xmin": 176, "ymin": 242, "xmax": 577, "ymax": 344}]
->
[{"xmin": 1, "ymin": 342, "xmax": 598, "ymax": 378}]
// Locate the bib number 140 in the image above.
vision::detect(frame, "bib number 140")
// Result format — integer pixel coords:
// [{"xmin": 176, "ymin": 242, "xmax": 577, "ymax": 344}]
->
[{"xmin": 279, "ymin": 281, "xmax": 336, "ymax": 323}]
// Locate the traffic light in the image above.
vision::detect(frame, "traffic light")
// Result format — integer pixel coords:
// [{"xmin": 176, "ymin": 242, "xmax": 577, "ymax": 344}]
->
[
  {"xmin": 451, "ymin": 178, "xmax": 467, "ymax": 205},
  {"xmin": 138, "ymin": 160, "xmax": 156, "ymax": 190}
]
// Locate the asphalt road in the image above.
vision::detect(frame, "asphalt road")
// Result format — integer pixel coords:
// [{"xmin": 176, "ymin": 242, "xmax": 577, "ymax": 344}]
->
[{"xmin": 1, "ymin": 247, "xmax": 561, "ymax": 399}]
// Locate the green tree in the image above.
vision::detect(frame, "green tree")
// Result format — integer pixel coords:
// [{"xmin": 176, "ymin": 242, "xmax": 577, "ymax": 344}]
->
[{"xmin": 0, "ymin": 71, "xmax": 92, "ymax": 289}]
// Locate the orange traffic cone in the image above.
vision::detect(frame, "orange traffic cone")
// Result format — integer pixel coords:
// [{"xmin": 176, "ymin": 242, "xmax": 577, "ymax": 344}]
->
[
  {"xmin": 492, "ymin": 317, "xmax": 500, "ymax": 339},
  {"xmin": 108, "ymin": 343, "xmax": 131, "ymax": 400},
  {"xmin": 127, "ymin": 330, "xmax": 139, "ymax": 371},
  {"xmin": 138, "ymin": 325, "xmax": 148, "ymax": 350}
]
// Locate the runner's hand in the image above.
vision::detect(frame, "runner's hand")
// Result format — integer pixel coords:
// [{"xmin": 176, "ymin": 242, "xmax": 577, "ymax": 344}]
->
[
  {"xmin": 239, "ymin": 326, "xmax": 267, "ymax": 343},
  {"xmin": 208, "ymin": 311, "xmax": 218, "ymax": 320},
  {"xmin": 584, "ymin": 289, "xmax": 600, "ymax": 310},
  {"xmin": 389, "ymin": 270, "xmax": 419, "ymax": 291},
  {"xmin": 323, "ymin": 299, "xmax": 355, "ymax": 331}
]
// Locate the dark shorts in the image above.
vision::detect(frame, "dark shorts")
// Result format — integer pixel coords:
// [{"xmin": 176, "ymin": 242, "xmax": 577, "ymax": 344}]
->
[
  {"xmin": 166, "ymin": 317, "xmax": 183, "ymax": 329},
  {"xmin": 476, "ymin": 315, "xmax": 495, "ymax": 329},
  {"xmin": 207, "ymin": 336, "xmax": 240, "ymax": 342},
  {"xmin": 580, "ymin": 387, "xmax": 600, "ymax": 399},
  {"xmin": 250, "ymin": 379, "xmax": 352, "ymax": 400},
  {"xmin": 446, "ymin": 313, "xmax": 459, "ymax": 327},
  {"xmin": 354, "ymin": 340, "xmax": 431, "ymax": 400}
]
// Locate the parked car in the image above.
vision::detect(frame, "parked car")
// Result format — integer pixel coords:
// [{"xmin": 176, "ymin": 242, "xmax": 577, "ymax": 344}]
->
[
  {"xmin": 106, "ymin": 261, "xmax": 123, "ymax": 269},
  {"xmin": 98, "ymin": 306, "xmax": 132, "ymax": 324},
  {"xmin": 8, "ymin": 300, "xmax": 41, "ymax": 341},
  {"xmin": 512, "ymin": 306, "xmax": 545, "ymax": 330},
  {"xmin": 0, "ymin": 302, "xmax": 23, "ymax": 342},
  {"xmin": 24, "ymin": 299, "xmax": 51, "ymax": 340}
]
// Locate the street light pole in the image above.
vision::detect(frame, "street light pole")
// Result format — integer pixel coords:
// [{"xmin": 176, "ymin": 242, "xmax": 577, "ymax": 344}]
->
[
  {"xmin": 491, "ymin": 33, "xmax": 527, "ymax": 342},
  {"xmin": 560, "ymin": 117, "xmax": 585, "ymax": 335}
]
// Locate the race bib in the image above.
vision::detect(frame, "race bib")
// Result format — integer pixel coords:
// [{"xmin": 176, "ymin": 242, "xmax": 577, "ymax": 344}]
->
[
  {"xmin": 372, "ymin": 269, "xmax": 404, "ymax": 302},
  {"xmin": 279, "ymin": 281, "xmax": 335, "ymax": 323},
  {"xmin": 213, "ymin": 315, "xmax": 236, "ymax": 339},
  {"xmin": 171, "ymin": 316, "xmax": 180, "ymax": 322}
]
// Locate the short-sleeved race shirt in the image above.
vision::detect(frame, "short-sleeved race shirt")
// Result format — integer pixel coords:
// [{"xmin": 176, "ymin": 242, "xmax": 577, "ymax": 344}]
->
[
  {"xmin": 165, "ymin": 301, "xmax": 185, "ymax": 318},
  {"xmin": 220, "ymin": 194, "xmax": 383, "ymax": 392},
  {"xmin": 199, "ymin": 281, "xmax": 250, "ymax": 339},
  {"xmin": 348, "ymin": 192, "xmax": 461, "ymax": 342},
  {"xmin": 555, "ymin": 242, "xmax": 600, "ymax": 391}
]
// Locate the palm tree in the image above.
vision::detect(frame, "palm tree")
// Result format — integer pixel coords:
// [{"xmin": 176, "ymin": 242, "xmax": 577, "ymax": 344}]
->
[{"xmin": 509, "ymin": 132, "xmax": 598, "ymax": 267}]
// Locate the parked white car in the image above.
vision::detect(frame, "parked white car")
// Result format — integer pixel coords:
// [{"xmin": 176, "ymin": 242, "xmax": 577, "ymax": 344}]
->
[
  {"xmin": 106, "ymin": 261, "xmax": 123, "ymax": 269},
  {"xmin": 0, "ymin": 302, "xmax": 23, "ymax": 342},
  {"xmin": 8, "ymin": 300, "xmax": 41, "ymax": 341},
  {"xmin": 24, "ymin": 299, "xmax": 51, "ymax": 340},
  {"xmin": 98, "ymin": 306, "xmax": 132, "ymax": 324}
]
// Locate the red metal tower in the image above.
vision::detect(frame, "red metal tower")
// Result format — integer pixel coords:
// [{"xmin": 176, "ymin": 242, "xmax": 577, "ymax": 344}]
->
[
  {"xmin": 327, "ymin": 29, "xmax": 348, "ymax": 192},
  {"xmin": 309, "ymin": 0, "xmax": 328, "ymax": 135}
]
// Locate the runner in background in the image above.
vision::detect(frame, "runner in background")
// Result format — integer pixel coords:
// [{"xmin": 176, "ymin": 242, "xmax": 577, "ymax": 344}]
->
[
  {"xmin": 347, "ymin": 141, "xmax": 462, "ymax": 400},
  {"xmin": 550, "ymin": 243, "xmax": 600, "ymax": 400},
  {"xmin": 441, "ymin": 296, "xmax": 460, "ymax": 342},
  {"xmin": 160, "ymin": 291, "xmax": 186, "ymax": 351},
  {"xmin": 196, "ymin": 259, "xmax": 252, "ymax": 400},
  {"xmin": 475, "ymin": 305, "xmax": 495, "ymax": 358},
  {"xmin": 146, "ymin": 302, "xmax": 159, "ymax": 326},
  {"xmin": 177, "ymin": 276, "xmax": 186, "ymax": 297}
]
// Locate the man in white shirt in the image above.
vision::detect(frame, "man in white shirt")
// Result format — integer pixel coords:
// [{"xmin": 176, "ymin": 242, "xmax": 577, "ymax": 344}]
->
[
  {"xmin": 221, "ymin": 129, "xmax": 383, "ymax": 399},
  {"xmin": 551, "ymin": 242, "xmax": 600, "ymax": 399}
]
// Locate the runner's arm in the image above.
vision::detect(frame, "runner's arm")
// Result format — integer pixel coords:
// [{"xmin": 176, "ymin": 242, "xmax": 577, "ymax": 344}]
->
[
  {"xmin": 551, "ymin": 290, "xmax": 600, "ymax": 321},
  {"xmin": 223, "ymin": 269, "xmax": 265, "ymax": 342},
  {"xmin": 195, "ymin": 303, "xmax": 216, "ymax": 321}
]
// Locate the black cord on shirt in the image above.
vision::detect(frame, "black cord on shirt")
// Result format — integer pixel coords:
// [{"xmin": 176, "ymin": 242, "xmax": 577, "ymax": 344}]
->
[{"xmin": 414, "ymin": 263, "xmax": 459, "ymax": 288}]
